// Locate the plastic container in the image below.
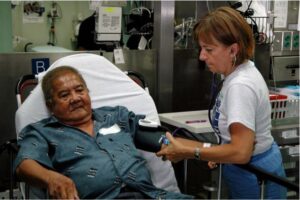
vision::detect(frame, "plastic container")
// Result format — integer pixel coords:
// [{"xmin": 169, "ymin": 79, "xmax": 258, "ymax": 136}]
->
[{"xmin": 269, "ymin": 93, "xmax": 299, "ymax": 120}]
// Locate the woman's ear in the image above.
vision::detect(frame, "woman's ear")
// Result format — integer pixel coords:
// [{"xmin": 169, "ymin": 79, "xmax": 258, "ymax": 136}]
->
[{"xmin": 230, "ymin": 43, "xmax": 239, "ymax": 57}]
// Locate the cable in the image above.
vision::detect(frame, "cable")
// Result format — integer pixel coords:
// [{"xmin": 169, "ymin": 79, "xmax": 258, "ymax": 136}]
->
[
  {"xmin": 208, "ymin": 73, "xmax": 223, "ymax": 144},
  {"xmin": 229, "ymin": 0, "xmax": 262, "ymax": 44},
  {"xmin": 130, "ymin": 7, "xmax": 151, "ymax": 18},
  {"xmin": 206, "ymin": 0, "xmax": 212, "ymax": 12},
  {"xmin": 172, "ymin": 127, "xmax": 200, "ymax": 141},
  {"xmin": 246, "ymin": 0, "xmax": 253, "ymax": 12},
  {"xmin": 159, "ymin": 125, "xmax": 217, "ymax": 145}
]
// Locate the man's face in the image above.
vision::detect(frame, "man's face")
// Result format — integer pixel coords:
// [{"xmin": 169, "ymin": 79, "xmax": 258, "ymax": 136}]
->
[{"xmin": 47, "ymin": 72, "xmax": 92, "ymax": 126}]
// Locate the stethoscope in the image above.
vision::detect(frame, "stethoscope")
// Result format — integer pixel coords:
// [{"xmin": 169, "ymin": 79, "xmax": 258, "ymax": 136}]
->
[
  {"xmin": 208, "ymin": 73, "xmax": 225, "ymax": 199},
  {"xmin": 208, "ymin": 73, "xmax": 224, "ymax": 145}
]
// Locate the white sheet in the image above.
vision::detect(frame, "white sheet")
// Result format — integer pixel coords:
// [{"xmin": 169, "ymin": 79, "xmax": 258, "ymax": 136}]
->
[{"xmin": 15, "ymin": 53, "xmax": 179, "ymax": 192}]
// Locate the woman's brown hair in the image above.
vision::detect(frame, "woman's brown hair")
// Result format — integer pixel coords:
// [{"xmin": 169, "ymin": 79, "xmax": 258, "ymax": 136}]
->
[{"xmin": 193, "ymin": 6, "xmax": 255, "ymax": 65}]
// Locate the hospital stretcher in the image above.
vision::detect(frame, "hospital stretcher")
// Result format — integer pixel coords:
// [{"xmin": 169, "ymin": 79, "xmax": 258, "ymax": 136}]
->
[{"xmin": 8, "ymin": 53, "xmax": 180, "ymax": 198}]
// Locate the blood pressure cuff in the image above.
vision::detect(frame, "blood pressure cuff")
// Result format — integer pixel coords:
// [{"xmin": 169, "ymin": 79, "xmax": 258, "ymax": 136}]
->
[{"xmin": 134, "ymin": 127, "xmax": 167, "ymax": 153}]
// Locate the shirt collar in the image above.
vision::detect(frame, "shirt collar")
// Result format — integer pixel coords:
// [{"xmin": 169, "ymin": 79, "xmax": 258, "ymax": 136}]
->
[
  {"xmin": 43, "ymin": 109, "xmax": 102, "ymax": 126},
  {"xmin": 224, "ymin": 60, "xmax": 253, "ymax": 83}
]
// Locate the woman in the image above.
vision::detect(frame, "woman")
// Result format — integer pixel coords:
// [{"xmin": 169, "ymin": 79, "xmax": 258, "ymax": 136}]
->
[{"xmin": 157, "ymin": 6, "xmax": 286, "ymax": 199}]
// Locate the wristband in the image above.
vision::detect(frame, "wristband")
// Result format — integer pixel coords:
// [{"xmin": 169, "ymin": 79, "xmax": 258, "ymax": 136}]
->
[{"xmin": 203, "ymin": 143, "xmax": 212, "ymax": 148}]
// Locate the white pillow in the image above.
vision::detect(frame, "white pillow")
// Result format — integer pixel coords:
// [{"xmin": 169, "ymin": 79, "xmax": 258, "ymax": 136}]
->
[{"xmin": 15, "ymin": 53, "xmax": 180, "ymax": 192}]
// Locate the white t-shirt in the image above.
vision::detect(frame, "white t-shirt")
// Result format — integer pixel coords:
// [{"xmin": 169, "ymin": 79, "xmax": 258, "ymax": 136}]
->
[{"xmin": 211, "ymin": 60, "xmax": 273, "ymax": 155}]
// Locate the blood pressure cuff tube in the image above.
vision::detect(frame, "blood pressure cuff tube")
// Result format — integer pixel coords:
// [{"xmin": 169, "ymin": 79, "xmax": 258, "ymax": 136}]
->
[{"xmin": 134, "ymin": 128, "xmax": 166, "ymax": 153}]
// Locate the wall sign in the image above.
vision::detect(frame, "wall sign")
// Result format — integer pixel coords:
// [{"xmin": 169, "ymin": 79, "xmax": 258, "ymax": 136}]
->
[{"xmin": 31, "ymin": 58, "xmax": 50, "ymax": 74}]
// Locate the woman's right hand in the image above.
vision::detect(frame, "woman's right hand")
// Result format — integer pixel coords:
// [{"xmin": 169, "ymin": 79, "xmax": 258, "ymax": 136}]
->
[
  {"xmin": 157, "ymin": 132, "xmax": 201, "ymax": 163},
  {"xmin": 207, "ymin": 161, "xmax": 218, "ymax": 169},
  {"xmin": 156, "ymin": 132, "xmax": 185, "ymax": 163}
]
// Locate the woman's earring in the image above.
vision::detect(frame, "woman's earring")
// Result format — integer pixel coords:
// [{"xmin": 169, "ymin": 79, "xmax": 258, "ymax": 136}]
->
[{"xmin": 232, "ymin": 55, "xmax": 237, "ymax": 67}]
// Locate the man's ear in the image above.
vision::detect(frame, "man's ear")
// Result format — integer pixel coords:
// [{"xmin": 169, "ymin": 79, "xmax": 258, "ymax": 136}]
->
[{"xmin": 46, "ymin": 100, "xmax": 53, "ymax": 112}]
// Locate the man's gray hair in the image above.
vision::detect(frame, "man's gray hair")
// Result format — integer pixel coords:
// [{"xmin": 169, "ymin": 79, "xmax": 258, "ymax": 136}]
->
[{"xmin": 41, "ymin": 66, "xmax": 87, "ymax": 103}]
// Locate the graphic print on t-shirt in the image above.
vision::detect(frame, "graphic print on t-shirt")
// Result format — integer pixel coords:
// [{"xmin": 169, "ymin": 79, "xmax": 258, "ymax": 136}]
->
[{"xmin": 212, "ymin": 94, "xmax": 222, "ymax": 137}]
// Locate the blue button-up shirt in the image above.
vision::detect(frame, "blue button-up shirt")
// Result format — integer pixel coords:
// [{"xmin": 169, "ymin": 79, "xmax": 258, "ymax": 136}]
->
[{"xmin": 14, "ymin": 106, "xmax": 191, "ymax": 199}]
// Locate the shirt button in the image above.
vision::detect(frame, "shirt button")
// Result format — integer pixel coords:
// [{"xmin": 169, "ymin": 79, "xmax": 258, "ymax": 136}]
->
[{"xmin": 109, "ymin": 138, "xmax": 113, "ymax": 142}]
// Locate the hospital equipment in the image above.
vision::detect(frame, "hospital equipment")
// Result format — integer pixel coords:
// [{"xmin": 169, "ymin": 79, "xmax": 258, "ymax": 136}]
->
[
  {"xmin": 12, "ymin": 53, "xmax": 180, "ymax": 198},
  {"xmin": 96, "ymin": 6, "xmax": 122, "ymax": 42},
  {"xmin": 174, "ymin": 17, "xmax": 195, "ymax": 49},
  {"xmin": 138, "ymin": 118, "xmax": 212, "ymax": 151},
  {"xmin": 125, "ymin": 6, "xmax": 153, "ymax": 50},
  {"xmin": 92, "ymin": 5, "xmax": 123, "ymax": 50}
]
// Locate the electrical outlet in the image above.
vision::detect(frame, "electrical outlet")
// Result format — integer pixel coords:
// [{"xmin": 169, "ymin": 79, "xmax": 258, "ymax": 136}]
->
[
  {"xmin": 282, "ymin": 31, "xmax": 292, "ymax": 51},
  {"xmin": 292, "ymin": 31, "xmax": 299, "ymax": 50}
]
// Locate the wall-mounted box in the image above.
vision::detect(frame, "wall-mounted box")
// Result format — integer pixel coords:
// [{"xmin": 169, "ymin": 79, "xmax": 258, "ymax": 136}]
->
[{"xmin": 272, "ymin": 56, "xmax": 299, "ymax": 81}]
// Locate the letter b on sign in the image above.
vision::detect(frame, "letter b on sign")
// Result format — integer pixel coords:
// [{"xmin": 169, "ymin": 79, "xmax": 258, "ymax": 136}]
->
[{"xmin": 31, "ymin": 58, "xmax": 50, "ymax": 74}]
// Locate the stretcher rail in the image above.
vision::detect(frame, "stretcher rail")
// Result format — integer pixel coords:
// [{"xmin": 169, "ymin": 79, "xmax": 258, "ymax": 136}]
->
[{"xmin": 237, "ymin": 163, "xmax": 299, "ymax": 192}]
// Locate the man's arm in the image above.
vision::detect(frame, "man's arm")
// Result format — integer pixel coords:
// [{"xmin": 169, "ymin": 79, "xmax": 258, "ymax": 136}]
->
[{"xmin": 16, "ymin": 159, "xmax": 79, "ymax": 199}]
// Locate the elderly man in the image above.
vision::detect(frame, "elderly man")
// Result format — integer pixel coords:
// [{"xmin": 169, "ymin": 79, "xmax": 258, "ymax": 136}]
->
[{"xmin": 14, "ymin": 66, "xmax": 192, "ymax": 199}]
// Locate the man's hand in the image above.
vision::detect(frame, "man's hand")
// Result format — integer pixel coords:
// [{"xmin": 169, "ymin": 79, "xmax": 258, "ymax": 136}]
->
[
  {"xmin": 16, "ymin": 159, "xmax": 80, "ymax": 199},
  {"xmin": 47, "ymin": 171, "xmax": 79, "ymax": 199}
]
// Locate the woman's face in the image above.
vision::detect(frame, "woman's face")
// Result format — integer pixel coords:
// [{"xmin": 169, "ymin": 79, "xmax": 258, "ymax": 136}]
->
[{"xmin": 199, "ymin": 38, "xmax": 235, "ymax": 76}]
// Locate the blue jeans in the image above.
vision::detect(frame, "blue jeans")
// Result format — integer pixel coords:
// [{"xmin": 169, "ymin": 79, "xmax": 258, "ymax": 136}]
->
[{"xmin": 223, "ymin": 142, "xmax": 287, "ymax": 199}]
